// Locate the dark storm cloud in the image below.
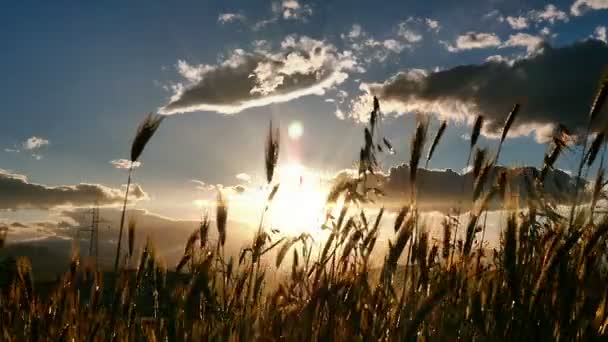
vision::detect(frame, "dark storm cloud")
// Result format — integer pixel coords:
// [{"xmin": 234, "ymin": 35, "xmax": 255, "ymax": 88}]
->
[
  {"xmin": 351, "ymin": 40, "xmax": 608, "ymax": 140},
  {"xmin": 377, "ymin": 164, "xmax": 584, "ymax": 213},
  {"xmin": 330, "ymin": 165, "xmax": 584, "ymax": 213},
  {"xmin": 0, "ymin": 169, "xmax": 147, "ymax": 210}
]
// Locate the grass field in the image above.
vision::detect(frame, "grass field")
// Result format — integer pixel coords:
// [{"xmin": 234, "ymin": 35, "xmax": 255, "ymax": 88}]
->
[{"xmin": 1, "ymin": 77, "xmax": 608, "ymax": 341}]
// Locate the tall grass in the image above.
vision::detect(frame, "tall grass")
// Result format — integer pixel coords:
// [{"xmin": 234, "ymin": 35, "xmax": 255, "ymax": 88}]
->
[
  {"xmin": 113, "ymin": 113, "xmax": 164, "ymax": 272},
  {"xmin": 2, "ymin": 78, "xmax": 608, "ymax": 341}
]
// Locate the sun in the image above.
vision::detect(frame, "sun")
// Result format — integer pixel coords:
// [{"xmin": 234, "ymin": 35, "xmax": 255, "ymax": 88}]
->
[
  {"xmin": 287, "ymin": 121, "xmax": 304, "ymax": 140},
  {"xmin": 267, "ymin": 163, "xmax": 328, "ymax": 237}
]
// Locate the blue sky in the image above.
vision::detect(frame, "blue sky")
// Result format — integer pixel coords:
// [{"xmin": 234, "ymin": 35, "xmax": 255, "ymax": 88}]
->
[{"xmin": 0, "ymin": 0, "xmax": 607, "ymax": 223}]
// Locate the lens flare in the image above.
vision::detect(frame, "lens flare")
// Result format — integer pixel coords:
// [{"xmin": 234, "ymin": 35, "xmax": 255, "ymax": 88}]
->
[{"xmin": 288, "ymin": 121, "xmax": 304, "ymax": 140}]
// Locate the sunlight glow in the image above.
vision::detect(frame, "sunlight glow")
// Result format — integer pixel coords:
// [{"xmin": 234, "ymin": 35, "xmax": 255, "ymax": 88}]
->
[
  {"xmin": 287, "ymin": 121, "xmax": 304, "ymax": 140},
  {"xmin": 268, "ymin": 163, "xmax": 328, "ymax": 237}
]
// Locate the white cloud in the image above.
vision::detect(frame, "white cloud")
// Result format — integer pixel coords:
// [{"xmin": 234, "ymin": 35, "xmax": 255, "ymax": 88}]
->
[
  {"xmin": 176, "ymin": 60, "xmax": 213, "ymax": 83},
  {"xmin": 192, "ymin": 179, "xmax": 248, "ymax": 195},
  {"xmin": 276, "ymin": 0, "xmax": 312, "ymax": 21},
  {"xmin": 397, "ymin": 22, "xmax": 423, "ymax": 43},
  {"xmin": 341, "ymin": 20, "xmax": 425, "ymax": 65},
  {"xmin": 382, "ymin": 39, "xmax": 406, "ymax": 53},
  {"xmin": 217, "ymin": 13, "xmax": 246, "ymax": 24},
  {"xmin": 253, "ymin": 17, "xmax": 279, "ymax": 30},
  {"xmin": 23, "ymin": 136, "xmax": 49, "ymax": 151},
  {"xmin": 110, "ymin": 159, "xmax": 141, "ymax": 170},
  {"xmin": 161, "ymin": 36, "xmax": 358, "ymax": 115},
  {"xmin": 253, "ymin": 0, "xmax": 312, "ymax": 29},
  {"xmin": 571, "ymin": 0, "xmax": 608, "ymax": 16},
  {"xmin": 425, "ymin": 18, "xmax": 441, "ymax": 32},
  {"xmin": 501, "ymin": 33, "xmax": 544, "ymax": 53},
  {"xmin": 345, "ymin": 24, "xmax": 362, "ymax": 39},
  {"xmin": 531, "ymin": 4, "xmax": 569, "ymax": 23},
  {"xmin": 192, "ymin": 180, "xmax": 217, "ymax": 192},
  {"xmin": 594, "ymin": 25, "xmax": 607, "ymax": 42},
  {"xmin": 484, "ymin": 10, "xmax": 501, "ymax": 19},
  {"xmin": 4, "ymin": 148, "xmax": 19, "ymax": 153},
  {"xmin": 506, "ymin": 16, "xmax": 529, "ymax": 29},
  {"xmin": 443, "ymin": 32, "xmax": 501, "ymax": 52},
  {"xmin": 235, "ymin": 173, "xmax": 252, "ymax": 182},
  {"xmin": 485, "ymin": 54, "xmax": 514, "ymax": 65}
]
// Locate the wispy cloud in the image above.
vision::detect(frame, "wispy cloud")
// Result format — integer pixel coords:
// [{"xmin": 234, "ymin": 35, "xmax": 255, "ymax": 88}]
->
[
  {"xmin": 340, "ymin": 21, "xmax": 423, "ymax": 64},
  {"xmin": 505, "ymin": 16, "xmax": 529, "ymax": 30},
  {"xmin": 397, "ymin": 22, "xmax": 423, "ymax": 43},
  {"xmin": 217, "ymin": 13, "xmax": 246, "ymax": 24},
  {"xmin": 192, "ymin": 179, "xmax": 248, "ymax": 195},
  {"xmin": 530, "ymin": 4, "xmax": 569, "ymax": 24},
  {"xmin": 571, "ymin": 0, "xmax": 608, "ymax": 16},
  {"xmin": 276, "ymin": 0, "xmax": 312, "ymax": 21},
  {"xmin": 3, "ymin": 136, "xmax": 50, "ymax": 160},
  {"xmin": 23, "ymin": 136, "xmax": 49, "ymax": 151},
  {"xmin": 497, "ymin": 4, "xmax": 568, "ymax": 29},
  {"xmin": 110, "ymin": 159, "xmax": 141, "ymax": 170},
  {"xmin": 425, "ymin": 18, "xmax": 441, "ymax": 32},
  {"xmin": 442, "ymin": 32, "xmax": 501, "ymax": 52}
]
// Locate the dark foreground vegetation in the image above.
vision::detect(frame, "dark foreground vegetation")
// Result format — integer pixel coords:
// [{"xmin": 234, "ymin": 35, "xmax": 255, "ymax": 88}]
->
[{"xmin": 1, "ymin": 77, "xmax": 608, "ymax": 341}]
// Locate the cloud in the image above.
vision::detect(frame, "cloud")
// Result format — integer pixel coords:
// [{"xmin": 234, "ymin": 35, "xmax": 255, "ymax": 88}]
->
[
  {"xmin": 501, "ymin": 33, "xmax": 544, "ymax": 53},
  {"xmin": 572, "ymin": 0, "xmax": 608, "ymax": 16},
  {"xmin": 345, "ymin": 24, "xmax": 362, "ymax": 39},
  {"xmin": 253, "ymin": 17, "xmax": 279, "ymax": 30},
  {"xmin": 217, "ymin": 13, "xmax": 246, "ymax": 24},
  {"xmin": 496, "ymin": 5, "xmax": 567, "ymax": 30},
  {"xmin": 594, "ymin": 26, "xmax": 607, "ymax": 42},
  {"xmin": 161, "ymin": 35, "xmax": 358, "ymax": 115},
  {"xmin": 252, "ymin": 1, "xmax": 313, "ymax": 29},
  {"xmin": 192, "ymin": 179, "xmax": 216, "ymax": 192},
  {"xmin": 110, "ymin": 159, "xmax": 141, "ymax": 170},
  {"xmin": 192, "ymin": 179, "xmax": 248, "ymax": 195},
  {"xmin": 381, "ymin": 39, "xmax": 407, "ymax": 53},
  {"xmin": 425, "ymin": 18, "xmax": 441, "ymax": 32},
  {"xmin": 23, "ymin": 136, "xmax": 49, "ymax": 150},
  {"xmin": 530, "ymin": 4, "xmax": 569, "ymax": 24},
  {"xmin": 276, "ymin": 0, "xmax": 312, "ymax": 21},
  {"xmin": 345, "ymin": 40, "xmax": 608, "ymax": 140},
  {"xmin": 341, "ymin": 22, "xmax": 422, "ymax": 64},
  {"xmin": 397, "ymin": 22, "xmax": 423, "ymax": 43},
  {"xmin": 485, "ymin": 54, "xmax": 514, "ymax": 65},
  {"xmin": 375, "ymin": 164, "xmax": 584, "ymax": 213},
  {"xmin": 0, "ymin": 169, "xmax": 147, "ymax": 210},
  {"xmin": 442, "ymin": 32, "xmax": 501, "ymax": 52},
  {"xmin": 505, "ymin": 16, "xmax": 529, "ymax": 29},
  {"xmin": 235, "ymin": 173, "xmax": 252, "ymax": 182},
  {"xmin": 0, "ymin": 207, "xmax": 258, "ymax": 278}
]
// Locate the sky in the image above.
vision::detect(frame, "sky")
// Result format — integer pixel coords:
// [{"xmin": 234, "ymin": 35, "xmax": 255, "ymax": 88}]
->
[{"xmin": 1, "ymin": 0, "xmax": 608, "ymax": 252}]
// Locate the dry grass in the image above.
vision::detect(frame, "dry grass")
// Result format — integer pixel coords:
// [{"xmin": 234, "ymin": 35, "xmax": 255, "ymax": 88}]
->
[{"xmin": 2, "ymin": 78, "xmax": 608, "ymax": 341}]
